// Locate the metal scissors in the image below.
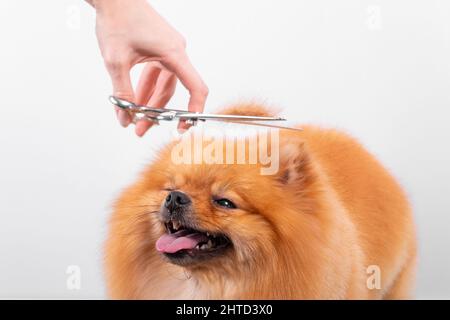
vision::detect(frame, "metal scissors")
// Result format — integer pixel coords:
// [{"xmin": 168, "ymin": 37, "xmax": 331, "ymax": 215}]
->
[{"xmin": 109, "ymin": 96, "xmax": 302, "ymax": 131}]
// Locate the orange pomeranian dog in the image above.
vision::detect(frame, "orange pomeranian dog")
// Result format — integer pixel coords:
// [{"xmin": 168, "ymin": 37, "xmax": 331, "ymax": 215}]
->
[{"xmin": 105, "ymin": 103, "xmax": 416, "ymax": 299}]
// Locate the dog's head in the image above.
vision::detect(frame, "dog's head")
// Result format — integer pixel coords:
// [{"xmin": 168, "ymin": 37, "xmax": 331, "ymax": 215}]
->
[{"xmin": 113, "ymin": 104, "xmax": 319, "ymax": 277}]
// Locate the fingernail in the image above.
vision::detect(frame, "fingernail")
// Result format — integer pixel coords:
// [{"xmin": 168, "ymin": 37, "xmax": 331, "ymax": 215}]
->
[
  {"xmin": 177, "ymin": 127, "xmax": 187, "ymax": 134},
  {"xmin": 135, "ymin": 129, "xmax": 145, "ymax": 138}
]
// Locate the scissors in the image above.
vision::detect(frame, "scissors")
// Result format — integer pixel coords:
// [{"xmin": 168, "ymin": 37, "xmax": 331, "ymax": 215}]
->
[{"xmin": 109, "ymin": 96, "xmax": 302, "ymax": 131}]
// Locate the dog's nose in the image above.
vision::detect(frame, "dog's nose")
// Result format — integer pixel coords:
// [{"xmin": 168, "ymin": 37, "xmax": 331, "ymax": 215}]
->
[{"xmin": 165, "ymin": 191, "xmax": 191, "ymax": 212}]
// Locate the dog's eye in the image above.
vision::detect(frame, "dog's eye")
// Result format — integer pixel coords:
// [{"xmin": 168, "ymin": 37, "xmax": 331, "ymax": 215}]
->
[{"xmin": 214, "ymin": 198, "xmax": 236, "ymax": 209}]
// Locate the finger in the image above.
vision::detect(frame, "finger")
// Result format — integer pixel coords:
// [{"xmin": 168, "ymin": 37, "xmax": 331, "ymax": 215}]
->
[
  {"xmin": 177, "ymin": 118, "xmax": 190, "ymax": 133},
  {"xmin": 115, "ymin": 105, "xmax": 130, "ymax": 126},
  {"xmin": 163, "ymin": 52, "xmax": 208, "ymax": 134},
  {"xmin": 163, "ymin": 52, "xmax": 208, "ymax": 113},
  {"xmin": 106, "ymin": 60, "xmax": 135, "ymax": 127},
  {"xmin": 135, "ymin": 71, "xmax": 177, "ymax": 137},
  {"xmin": 135, "ymin": 63, "xmax": 162, "ymax": 105},
  {"xmin": 134, "ymin": 63, "xmax": 163, "ymax": 137},
  {"xmin": 148, "ymin": 71, "xmax": 177, "ymax": 108}
]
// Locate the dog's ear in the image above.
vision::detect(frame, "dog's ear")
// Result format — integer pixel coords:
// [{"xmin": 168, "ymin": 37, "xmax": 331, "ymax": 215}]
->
[{"xmin": 277, "ymin": 139, "xmax": 312, "ymax": 186}]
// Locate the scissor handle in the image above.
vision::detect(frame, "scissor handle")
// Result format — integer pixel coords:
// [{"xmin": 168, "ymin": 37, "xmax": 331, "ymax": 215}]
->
[
  {"xmin": 109, "ymin": 96, "xmax": 187, "ymax": 114},
  {"xmin": 109, "ymin": 96, "xmax": 136, "ymax": 110}
]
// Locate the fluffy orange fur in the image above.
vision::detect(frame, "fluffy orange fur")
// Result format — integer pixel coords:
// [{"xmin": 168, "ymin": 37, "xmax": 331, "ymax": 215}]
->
[{"xmin": 105, "ymin": 103, "xmax": 416, "ymax": 299}]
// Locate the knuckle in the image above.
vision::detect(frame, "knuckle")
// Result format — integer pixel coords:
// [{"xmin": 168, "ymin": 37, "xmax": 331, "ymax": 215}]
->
[
  {"xmin": 171, "ymin": 32, "xmax": 186, "ymax": 49},
  {"xmin": 195, "ymin": 84, "xmax": 209, "ymax": 98},
  {"xmin": 105, "ymin": 59, "xmax": 123, "ymax": 71},
  {"xmin": 163, "ymin": 37, "xmax": 187, "ymax": 60},
  {"xmin": 104, "ymin": 54, "xmax": 127, "ymax": 71},
  {"xmin": 165, "ymin": 47, "xmax": 185, "ymax": 62}
]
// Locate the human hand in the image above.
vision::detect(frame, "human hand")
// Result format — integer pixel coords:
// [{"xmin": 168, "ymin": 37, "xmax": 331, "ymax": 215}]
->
[{"xmin": 91, "ymin": 0, "xmax": 208, "ymax": 135}]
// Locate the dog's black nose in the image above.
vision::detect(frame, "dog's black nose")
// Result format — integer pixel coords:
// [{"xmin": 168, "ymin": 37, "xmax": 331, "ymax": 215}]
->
[{"xmin": 165, "ymin": 191, "xmax": 191, "ymax": 212}]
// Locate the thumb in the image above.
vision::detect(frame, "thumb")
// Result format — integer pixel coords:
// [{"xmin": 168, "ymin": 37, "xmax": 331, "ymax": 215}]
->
[{"xmin": 106, "ymin": 61, "xmax": 135, "ymax": 127}]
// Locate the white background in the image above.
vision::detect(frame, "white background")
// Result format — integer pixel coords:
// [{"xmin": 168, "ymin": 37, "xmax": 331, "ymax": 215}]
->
[{"xmin": 0, "ymin": 0, "xmax": 449, "ymax": 299}]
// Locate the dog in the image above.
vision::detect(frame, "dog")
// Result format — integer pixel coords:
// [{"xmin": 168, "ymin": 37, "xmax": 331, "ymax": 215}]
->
[{"xmin": 104, "ymin": 103, "xmax": 416, "ymax": 299}]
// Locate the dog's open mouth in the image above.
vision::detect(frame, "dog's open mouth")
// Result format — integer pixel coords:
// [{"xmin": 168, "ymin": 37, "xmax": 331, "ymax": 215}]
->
[{"xmin": 155, "ymin": 219, "xmax": 231, "ymax": 262}]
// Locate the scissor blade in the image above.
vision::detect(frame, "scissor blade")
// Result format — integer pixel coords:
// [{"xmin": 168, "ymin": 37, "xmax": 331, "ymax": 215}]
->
[
  {"xmin": 201, "ymin": 119, "xmax": 303, "ymax": 131},
  {"xmin": 176, "ymin": 113, "xmax": 286, "ymax": 121}
]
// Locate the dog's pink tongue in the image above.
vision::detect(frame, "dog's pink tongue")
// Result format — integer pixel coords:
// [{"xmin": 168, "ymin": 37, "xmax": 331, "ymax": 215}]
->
[{"xmin": 156, "ymin": 230, "xmax": 208, "ymax": 254}]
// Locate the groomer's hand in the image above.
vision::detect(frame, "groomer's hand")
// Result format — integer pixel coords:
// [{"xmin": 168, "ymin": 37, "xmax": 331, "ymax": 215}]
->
[{"xmin": 87, "ymin": 0, "xmax": 208, "ymax": 136}]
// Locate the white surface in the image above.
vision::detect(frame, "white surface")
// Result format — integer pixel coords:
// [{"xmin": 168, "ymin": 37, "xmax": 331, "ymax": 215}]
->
[{"xmin": 0, "ymin": 0, "xmax": 449, "ymax": 299}]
